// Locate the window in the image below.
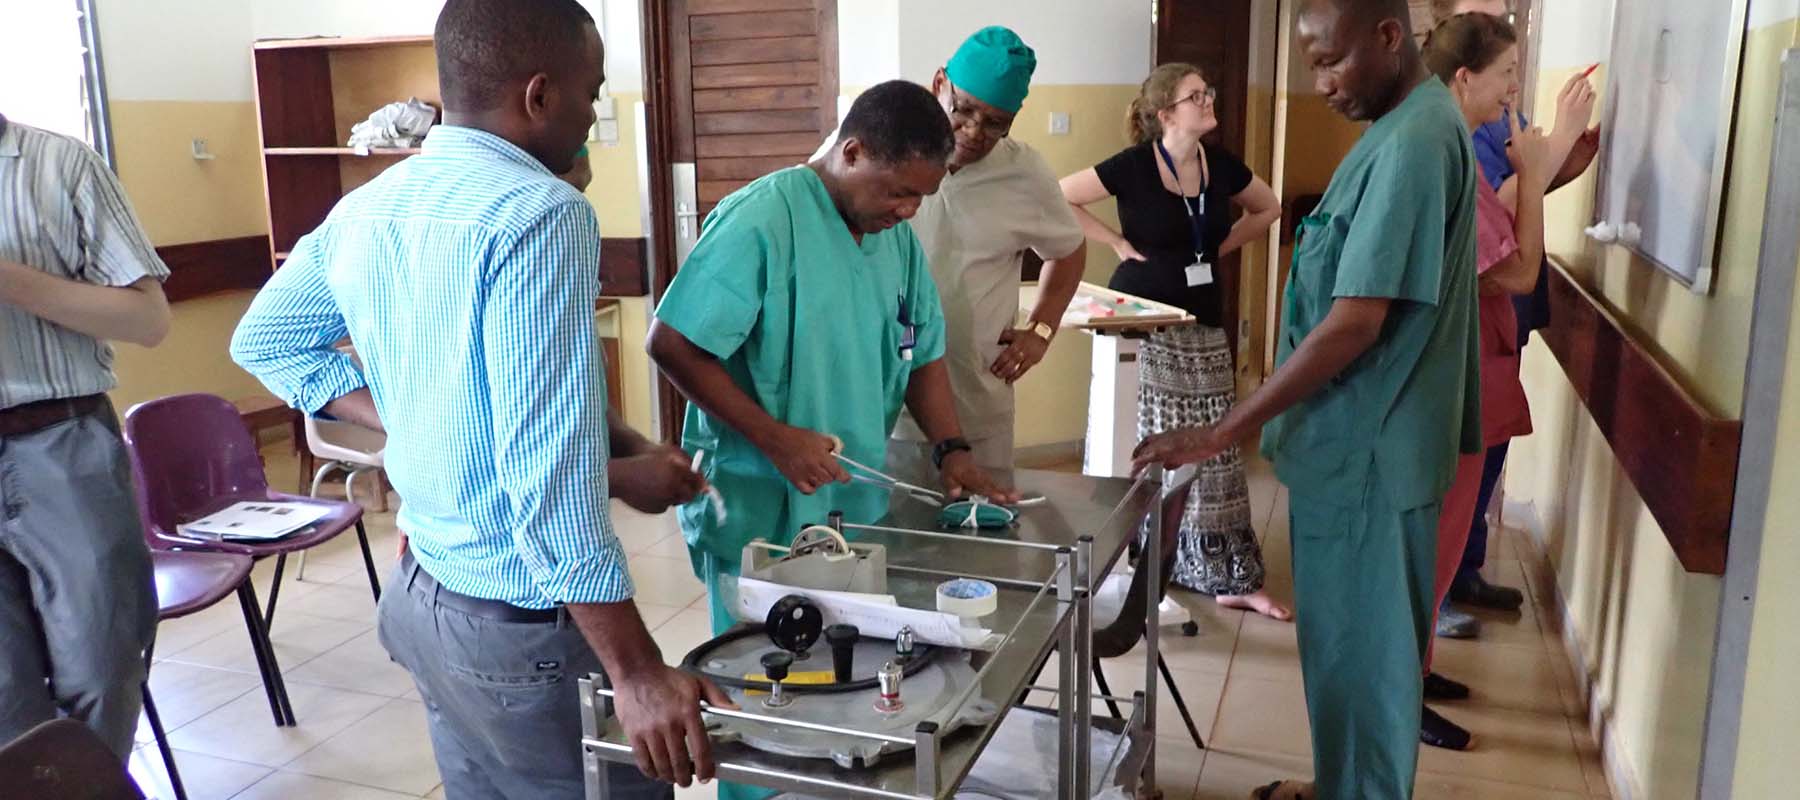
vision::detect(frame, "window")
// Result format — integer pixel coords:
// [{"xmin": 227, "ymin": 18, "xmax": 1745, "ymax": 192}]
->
[{"xmin": 0, "ymin": 0, "xmax": 113, "ymax": 165}]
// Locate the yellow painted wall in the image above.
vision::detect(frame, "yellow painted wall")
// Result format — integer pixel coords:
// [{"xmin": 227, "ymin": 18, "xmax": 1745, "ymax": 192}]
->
[
  {"xmin": 1006, "ymin": 84, "xmax": 1139, "ymax": 449},
  {"xmin": 1731, "ymin": 20, "xmax": 1800, "ymax": 799},
  {"xmin": 107, "ymin": 290, "xmax": 268, "ymax": 413},
  {"xmin": 105, "ymin": 101, "xmax": 270, "ymax": 412},
  {"xmin": 109, "ymin": 100, "xmax": 268, "ymax": 246},
  {"xmin": 1504, "ymin": 17, "xmax": 1800, "ymax": 799}
]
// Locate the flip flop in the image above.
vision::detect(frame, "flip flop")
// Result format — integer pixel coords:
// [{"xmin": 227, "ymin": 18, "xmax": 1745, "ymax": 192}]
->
[{"xmin": 1250, "ymin": 780, "xmax": 1315, "ymax": 800}]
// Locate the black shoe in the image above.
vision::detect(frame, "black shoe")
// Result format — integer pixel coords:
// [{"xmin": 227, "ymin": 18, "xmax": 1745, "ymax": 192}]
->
[
  {"xmin": 1449, "ymin": 573, "xmax": 1525, "ymax": 611},
  {"xmin": 1424, "ymin": 672, "xmax": 1471, "ymax": 701},
  {"xmin": 1420, "ymin": 706, "xmax": 1474, "ymax": 751}
]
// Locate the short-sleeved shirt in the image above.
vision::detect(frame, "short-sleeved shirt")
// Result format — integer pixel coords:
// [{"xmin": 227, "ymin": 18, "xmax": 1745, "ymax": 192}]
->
[
  {"xmin": 1473, "ymin": 113, "xmax": 1551, "ymax": 341},
  {"xmin": 1473, "ymin": 165, "xmax": 1532, "ymax": 445},
  {"xmin": 655, "ymin": 166, "xmax": 946, "ymax": 564},
  {"xmin": 0, "ymin": 115, "xmax": 168, "ymax": 409},
  {"xmin": 1093, "ymin": 142, "xmax": 1255, "ymax": 326},
  {"xmin": 888, "ymin": 137, "xmax": 1085, "ymax": 443},
  {"xmin": 1259, "ymin": 78, "xmax": 1481, "ymax": 511}
]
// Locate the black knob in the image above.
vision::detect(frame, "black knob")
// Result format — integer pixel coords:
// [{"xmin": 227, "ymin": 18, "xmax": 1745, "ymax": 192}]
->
[
  {"xmin": 760, "ymin": 651, "xmax": 793, "ymax": 683},
  {"xmin": 765, "ymin": 595, "xmax": 824, "ymax": 654},
  {"xmin": 825, "ymin": 624, "xmax": 859, "ymax": 683}
]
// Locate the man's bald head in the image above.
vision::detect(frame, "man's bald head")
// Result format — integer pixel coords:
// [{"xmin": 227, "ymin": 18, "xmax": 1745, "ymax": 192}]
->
[{"xmin": 1299, "ymin": 0, "xmax": 1424, "ymax": 121}]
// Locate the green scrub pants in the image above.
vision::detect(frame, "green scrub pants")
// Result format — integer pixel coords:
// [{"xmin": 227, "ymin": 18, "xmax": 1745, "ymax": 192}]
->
[
  {"xmin": 1288, "ymin": 489, "xmax": 1439, "ymax": 800},
  {"xmin": 696, "ymin": 551, "xmax": 775, "ymax": 800}
]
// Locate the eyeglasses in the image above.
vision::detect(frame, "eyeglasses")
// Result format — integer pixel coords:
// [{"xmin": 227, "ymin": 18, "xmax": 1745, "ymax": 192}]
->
[
  {"xmin": 1167, "ymin": 86, "xmax": 1218, "ymax": 111},
  {"xmin": 948, "ymin": 86, "xmax": 1014, "ymax": 140}
]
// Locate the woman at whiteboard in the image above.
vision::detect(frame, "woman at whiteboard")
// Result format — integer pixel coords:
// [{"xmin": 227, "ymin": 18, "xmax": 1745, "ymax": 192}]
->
[
  {"xmin": 1419, "ymin": 11, "xmax": 1597, "ymax": 751},
  {"xmin": 1058, "ymin": 63, "xmax": 1287, "ymax": 620}
]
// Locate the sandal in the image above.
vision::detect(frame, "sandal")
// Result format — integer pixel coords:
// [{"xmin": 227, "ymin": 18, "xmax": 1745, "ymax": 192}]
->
[{"xmin": 1250, "ymin": 780, "xmax": 1315, "ymax": 800}]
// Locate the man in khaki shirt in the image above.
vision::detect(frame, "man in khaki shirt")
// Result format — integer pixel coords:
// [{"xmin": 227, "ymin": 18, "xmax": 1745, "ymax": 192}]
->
[{"xmin": 887, "ymin": 27, "xmax": 1088, "ymax": 470}]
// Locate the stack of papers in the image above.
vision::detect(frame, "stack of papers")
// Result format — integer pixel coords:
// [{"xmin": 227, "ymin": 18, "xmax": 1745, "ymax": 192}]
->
[{"xmin": 178, "ymin": 501, "xmax": 329, "ymax": 542}]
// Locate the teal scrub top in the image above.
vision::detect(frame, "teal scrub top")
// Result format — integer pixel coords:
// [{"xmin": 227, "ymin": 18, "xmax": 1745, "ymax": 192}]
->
[
  {"xmin": 654, "ymin": 166, "xmax": 947, "ymax": 564},
  {"xmin": 1261, "ymin": 78, "xmax": 1481, "ymax": 512}
]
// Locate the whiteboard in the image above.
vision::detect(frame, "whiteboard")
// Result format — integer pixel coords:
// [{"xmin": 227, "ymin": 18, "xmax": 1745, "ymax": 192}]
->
[{"xmin": 1592, "ymin": 0, "xmax": 1750, "ymax": 292}]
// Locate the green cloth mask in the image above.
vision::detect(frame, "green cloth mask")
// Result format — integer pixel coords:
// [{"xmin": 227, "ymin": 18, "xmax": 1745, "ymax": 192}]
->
[{"xmin": 944, "ymin": 26, "xmax": 1036, "ymax": 114}]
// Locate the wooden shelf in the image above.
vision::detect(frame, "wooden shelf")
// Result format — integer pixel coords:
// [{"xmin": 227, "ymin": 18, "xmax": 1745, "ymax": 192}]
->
[
  {"xmin": 264, "ymin": 147, "xmax": 421, "ymax": 157},
  {"xmin": 254, "ymin": 35, "xmax": 433, "ymax": 51}
]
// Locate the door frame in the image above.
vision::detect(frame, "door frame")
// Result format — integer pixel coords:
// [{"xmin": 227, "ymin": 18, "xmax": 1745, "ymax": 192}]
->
[{"xmin": 639, "ymin": 0, "xmax": 685, "ymax": 442}]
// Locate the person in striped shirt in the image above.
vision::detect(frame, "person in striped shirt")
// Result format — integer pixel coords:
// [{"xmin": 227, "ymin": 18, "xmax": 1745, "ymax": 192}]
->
[
  {"xmin": 0, "ymin": 113, "xmax": 168, "ymax": 760},
  {"xmin": 231, "ymin": 1, "xmax": 727, "ymax": 796}
]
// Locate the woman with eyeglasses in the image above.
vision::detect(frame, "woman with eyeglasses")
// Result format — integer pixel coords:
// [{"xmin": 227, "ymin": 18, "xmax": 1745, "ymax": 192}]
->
[{"xmin": 1060, "ymin": 62, "xmax": 1286, "ymax": 620}]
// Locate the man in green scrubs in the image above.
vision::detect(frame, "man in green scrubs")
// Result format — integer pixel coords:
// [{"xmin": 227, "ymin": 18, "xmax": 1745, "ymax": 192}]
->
[
  {"xmin": 648, "ymin": 79, "xmax": 1016, "ymax": 634},
  {"xmin": 1134, "ymin": 0, "xmax": 1479, "ymax": 796}
]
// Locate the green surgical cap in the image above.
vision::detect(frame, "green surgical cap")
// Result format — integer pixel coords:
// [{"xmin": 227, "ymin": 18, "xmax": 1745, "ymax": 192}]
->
[{"xmin": 944, "ymin": 26, "xmax": 1036, "ymax": 114}]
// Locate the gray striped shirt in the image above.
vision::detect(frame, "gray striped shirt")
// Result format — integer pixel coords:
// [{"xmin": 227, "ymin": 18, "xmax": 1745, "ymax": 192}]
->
[{"xmin": 0, "ymin": 114, "xmax": 168, "ymax": 410}]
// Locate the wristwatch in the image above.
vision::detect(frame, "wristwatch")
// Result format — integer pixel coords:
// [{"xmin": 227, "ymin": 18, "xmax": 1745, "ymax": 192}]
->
[
  {"xmin": 932, "ymin": 436, "xmax": 973, "ymax": 469},
  {"xmin": 1026, "ymin": 320, "xmax": 1055, "ymax": 343}
]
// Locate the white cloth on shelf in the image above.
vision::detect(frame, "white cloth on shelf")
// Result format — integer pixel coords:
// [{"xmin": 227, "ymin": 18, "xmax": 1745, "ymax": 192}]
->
[{"xmin": 347, "ymin": 97, "xmax": 438, "ymax": 152}]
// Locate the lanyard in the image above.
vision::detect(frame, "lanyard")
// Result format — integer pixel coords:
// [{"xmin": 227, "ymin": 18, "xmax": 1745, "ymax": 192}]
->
[{"xmin": 1155, "ymin": 139, "xmax": 1209, "ymax": 259}]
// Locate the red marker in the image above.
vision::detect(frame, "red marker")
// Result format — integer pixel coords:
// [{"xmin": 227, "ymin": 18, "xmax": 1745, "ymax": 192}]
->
[{"xmin": 1580, "ymin": 63, "xmax": 1599, "ymax": 79}]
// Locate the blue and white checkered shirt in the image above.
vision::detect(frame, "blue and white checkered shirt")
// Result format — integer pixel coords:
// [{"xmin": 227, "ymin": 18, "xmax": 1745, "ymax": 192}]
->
[{"xmin": 230, "ymin": 125, "xmax": 631, "ymax": 608}]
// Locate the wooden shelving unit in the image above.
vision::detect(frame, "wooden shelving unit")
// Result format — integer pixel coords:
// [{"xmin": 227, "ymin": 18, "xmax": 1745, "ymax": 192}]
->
[{"xmin": 252, "ymin": 35, "xmax": 440, "ymax": 271}]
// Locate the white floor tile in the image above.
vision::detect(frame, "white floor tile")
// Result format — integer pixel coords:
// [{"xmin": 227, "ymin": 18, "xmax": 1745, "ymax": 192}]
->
[
  {"xmin": 167, "ymin": 682, "xmax": 391, "ymax": 767},
  {"xmin": 285, "ymin": 698, "xmax": 441, "ymax": 795}
]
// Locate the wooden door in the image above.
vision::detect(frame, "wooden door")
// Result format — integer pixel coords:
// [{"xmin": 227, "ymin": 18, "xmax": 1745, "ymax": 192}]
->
[
  {"xmin": 1154, "ymin": 0, "xmax": 1255, "ymax": 363},
  {"xmin": 642, "ymin": 0, "xmax": 839, "ymax": 440},
  {"xmin": 1156, "ymin": 0, "xmax": 1253, "ymax": 158}
]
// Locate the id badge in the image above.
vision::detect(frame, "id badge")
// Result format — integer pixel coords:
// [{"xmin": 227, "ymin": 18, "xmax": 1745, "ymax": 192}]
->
[{"xmin": 1185, "ymin": 259, "xmax": 1214, "ymax": 287}]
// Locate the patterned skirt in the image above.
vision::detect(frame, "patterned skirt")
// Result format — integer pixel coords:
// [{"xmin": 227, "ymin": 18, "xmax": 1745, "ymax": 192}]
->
[{"xmin": 1137, "ymin": 324, "xmax": 1265, "ymax": 595}]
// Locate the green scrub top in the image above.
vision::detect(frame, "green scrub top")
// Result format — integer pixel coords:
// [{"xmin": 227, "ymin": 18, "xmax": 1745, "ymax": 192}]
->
[
  {"xmin": 1260, "ymin": 78, "xmax": 1481, "ymax": 512},
  {"xmin": 654, "ymin": 166, "xmax": 947, "ymax": 568}
]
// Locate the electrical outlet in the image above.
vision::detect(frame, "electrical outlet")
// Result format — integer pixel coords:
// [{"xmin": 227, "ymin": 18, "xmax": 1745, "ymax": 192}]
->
[
  {"xmin": 190, "ymin": 138, "xmax": 215, "ymax": 161},
  {"xmin": 1048, "ymin": 112, "xmax": 1071, "ymax": 136},
  {"xmin": 594, "ymin": 119, "xmax": 620, "ymax": 145}
]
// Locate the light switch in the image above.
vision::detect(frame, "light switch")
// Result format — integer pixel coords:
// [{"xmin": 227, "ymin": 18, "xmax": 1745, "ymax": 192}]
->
[{"xmin": 1048, "ymin": 112, "xmax": 1070, "ymax": 136}]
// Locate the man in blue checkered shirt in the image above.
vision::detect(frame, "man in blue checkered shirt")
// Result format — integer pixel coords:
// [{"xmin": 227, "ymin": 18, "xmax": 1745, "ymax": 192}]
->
[{"xmin": 231, "ymin": 1, "xmax": 730, "ymax": 796}]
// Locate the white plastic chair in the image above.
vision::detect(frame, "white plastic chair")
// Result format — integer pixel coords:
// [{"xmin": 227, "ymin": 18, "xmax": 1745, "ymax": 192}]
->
[{"xmin": 296, "ymin": 415, "xmax": 387, "ymax": 580}]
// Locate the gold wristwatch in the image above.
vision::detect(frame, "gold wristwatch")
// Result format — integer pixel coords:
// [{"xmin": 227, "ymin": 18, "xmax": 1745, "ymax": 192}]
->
[{"xmin": 1027, "ymin": 320, "xmax": 1055, "ymax": 343}]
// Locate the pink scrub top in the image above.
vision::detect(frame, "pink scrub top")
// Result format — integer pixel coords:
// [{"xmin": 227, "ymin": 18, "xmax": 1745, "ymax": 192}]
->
[{"xmin": 1473, "ymin": 165, "xmax": 1532, "ymax": 446}]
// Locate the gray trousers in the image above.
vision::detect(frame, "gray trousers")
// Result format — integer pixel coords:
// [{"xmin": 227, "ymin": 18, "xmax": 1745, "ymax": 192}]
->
[
  {"xmin": 377, "ymin": 557, "xmax": 672, "ymax": 800},
  {"xmin": 0, "ymin": 401, "xmax": 157, "ymax": 758}
]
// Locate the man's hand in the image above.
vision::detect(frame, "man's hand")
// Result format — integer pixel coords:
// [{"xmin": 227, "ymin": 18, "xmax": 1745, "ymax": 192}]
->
[
  {"xmin": 756, "ymin": 425, "xmax": 850, "ymax": 494},
  {"xmin": 1131, "ymin": 426, "xmax": 1228, "ymax": 473},
  {"xmin": 611, "ymin": 664, "xmax": 737, "ymax": 786},
  {"xmin": 938, "ymin": 451, "xmax": 1021, "ymax": 504},
  {"xmin": 610, "ymin": 446, "xmax": 707, "ymax": 513},
  {"xmin": 1563, "ymin": 124, "xmax": 1601, "ymax": 179},
  {"xmin": 989, "ymin": 327, "xmax": 1050, "ymax": 384}
]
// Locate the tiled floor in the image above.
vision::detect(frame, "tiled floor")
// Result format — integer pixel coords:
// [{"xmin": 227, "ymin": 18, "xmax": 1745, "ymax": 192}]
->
[{"xmin": 127, "ymin": 446, "xmax": 1609, "ymax": 799}]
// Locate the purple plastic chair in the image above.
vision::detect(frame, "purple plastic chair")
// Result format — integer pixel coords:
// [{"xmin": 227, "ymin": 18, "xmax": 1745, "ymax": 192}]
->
[
  {"xmin": 141, "ymin": 549, "xmax": 292, "ymax": 800},
  {"xmin": 121, "ymin": 393, "xmax": 381, "ymax": 631}
]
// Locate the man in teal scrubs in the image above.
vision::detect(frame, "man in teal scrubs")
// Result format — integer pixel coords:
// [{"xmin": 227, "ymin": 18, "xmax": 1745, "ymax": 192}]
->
[
  {"xmin": 1134, "ymin": 1, "xmax": 1479, "ymax": 797},
  {"xmin": 648, "ymin": 80, "xmax": 1016, "ymax": 634}
]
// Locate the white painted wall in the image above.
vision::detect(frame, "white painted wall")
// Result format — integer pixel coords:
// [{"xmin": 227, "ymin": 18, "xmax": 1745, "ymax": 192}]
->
[
  {"xmin": 893, "ymin": 0, "xmax": 1151, "ymax": 85},
  {"xmin": 838, "ymin": 0, "xmax": 901, "ymax": 87},
  {"xmin": 97, "ymin": 0, "xmax": 254, "ymax": 102},
  {"xmin": 251, "ymin": 0, "xmax": 644, "ymax": 91}
]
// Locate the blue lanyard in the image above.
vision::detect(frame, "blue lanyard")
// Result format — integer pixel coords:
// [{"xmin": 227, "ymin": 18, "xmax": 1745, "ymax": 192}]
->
[{"xmin": 1155, "ymin": 139, "xmax": 1208, "ymax": 259}]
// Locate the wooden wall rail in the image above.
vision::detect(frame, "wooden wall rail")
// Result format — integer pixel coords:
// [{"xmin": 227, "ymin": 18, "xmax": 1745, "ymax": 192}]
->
[{"xmin": 1540, "ymin": 260, "xmax": 1741, "ymax": 574}]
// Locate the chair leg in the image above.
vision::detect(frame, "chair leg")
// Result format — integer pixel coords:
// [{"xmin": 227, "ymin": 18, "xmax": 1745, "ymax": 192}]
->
[
  {"xmin": 263, "ymin": 553, "xmax": 287, "ymax": 630},
  {"xmin": 1091, "ymin": 658, "xmax": 1125, "ymax": 720},
  {"xmin": 238, "ymin": 583, "xmax": 296, "ymax": 726},
  {"xmin": 355, "ymin": 520, "xmax": 382, "ymax": 603},
  {"xmin": 1157, "ymin": 653, "xmax": 1206, "ymax": 750},
  {"xmin": 141, "ymin": 686, "xmax": 190, "ymax": 800}
]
